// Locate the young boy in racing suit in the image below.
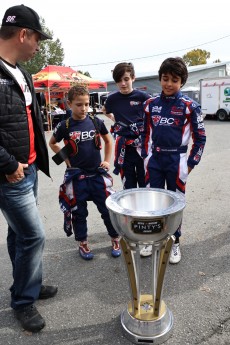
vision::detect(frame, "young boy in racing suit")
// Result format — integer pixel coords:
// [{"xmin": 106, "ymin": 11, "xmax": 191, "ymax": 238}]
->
[
  {"xmin": 140, "ymin": 57, "xmax": 206, "ymax": 263},
  {"xmin": 103, "ymin": 62, "xmax": 150, "ymax": 189},
  {"xmin": 49, "ymin": 86, "xmax": 121, "ymax": 260}
]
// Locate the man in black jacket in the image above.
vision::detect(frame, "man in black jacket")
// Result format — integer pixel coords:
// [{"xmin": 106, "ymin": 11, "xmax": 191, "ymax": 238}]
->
[{"xmin": 0, "ymin": 5, "xmax": 57, "ymax": 332}]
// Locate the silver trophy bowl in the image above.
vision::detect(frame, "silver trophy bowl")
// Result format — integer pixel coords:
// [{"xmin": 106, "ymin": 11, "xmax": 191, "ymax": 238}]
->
[
  {"xmin": 106, "ymin": 188, "xmax": 185, "ymax": 244},
  {"xmin": 106, "ymin": 188, "xmax": 185, "ymax": 344}
]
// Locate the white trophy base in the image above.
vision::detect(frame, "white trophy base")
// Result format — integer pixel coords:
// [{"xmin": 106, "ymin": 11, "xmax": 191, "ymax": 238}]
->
[{"xmin": 121, "ymin": 301, "xmax": 173, "ymax": 345}]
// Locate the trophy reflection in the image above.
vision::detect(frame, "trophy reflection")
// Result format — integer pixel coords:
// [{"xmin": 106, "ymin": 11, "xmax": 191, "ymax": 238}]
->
[{"xmin": 106, "ymin": 188, "xmax": 185, "ymax": 345}]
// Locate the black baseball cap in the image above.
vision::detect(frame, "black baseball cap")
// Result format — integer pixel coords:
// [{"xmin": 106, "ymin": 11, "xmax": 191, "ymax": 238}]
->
[{"xmin": 1, "ymin": 4, "xmax": 52, "ymax": 40}]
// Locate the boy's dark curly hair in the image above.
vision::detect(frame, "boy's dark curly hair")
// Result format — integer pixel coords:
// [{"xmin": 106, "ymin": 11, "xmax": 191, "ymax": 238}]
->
[{"xmin": 158, "ymin": 57, "xmax": 188, "ymax": 87}]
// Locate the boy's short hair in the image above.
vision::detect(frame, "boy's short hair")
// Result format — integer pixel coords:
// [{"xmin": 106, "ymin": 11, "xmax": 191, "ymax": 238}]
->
[
  {"xmin": 68, "ymin": 86, "xmax": 89, "ymax": 102},
  {"xmin": 158, "ymin": 57, "xmax": 188, "ymax": 87},
  {"xmin": 112, "ymin": 62, "xmax": 135, "ymax": 83}
]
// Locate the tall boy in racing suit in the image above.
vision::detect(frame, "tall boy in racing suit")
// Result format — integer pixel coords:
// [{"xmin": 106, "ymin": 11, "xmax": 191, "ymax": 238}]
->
[
  {"xmin": 103, "ymin": 62, "xmax": 150, "ymax": 189},
  {"xmin": 140, "ymin": 57, "xmax": 206, "ymax": 263}
]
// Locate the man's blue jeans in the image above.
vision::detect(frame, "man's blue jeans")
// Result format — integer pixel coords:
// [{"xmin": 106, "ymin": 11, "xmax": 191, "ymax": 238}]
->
[{"xmin": 0, "ymin": 164, "xmax": 45, "ymax": 310}]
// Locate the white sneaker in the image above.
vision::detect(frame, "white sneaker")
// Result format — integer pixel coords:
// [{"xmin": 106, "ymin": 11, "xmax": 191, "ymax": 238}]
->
[
  {"xmin": 140, "ymin": 245, "xmax": 152, "ymax": 257},
  {"xmin": 169, "ymin": 243, "xmax": 181, "ymax": 264}
]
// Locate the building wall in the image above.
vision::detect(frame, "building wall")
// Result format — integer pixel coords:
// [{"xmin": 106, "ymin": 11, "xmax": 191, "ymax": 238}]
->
[
  {"xmin": 106, "ymin": 61, "xmax": 230, "ymax": 96},
  {"xmin": 186, "ymin": 65, "xmax": 229, "ymax": 88},
  {"xmin": 107, "ymin": 75, "xmax": 160, "ymax": 96}
]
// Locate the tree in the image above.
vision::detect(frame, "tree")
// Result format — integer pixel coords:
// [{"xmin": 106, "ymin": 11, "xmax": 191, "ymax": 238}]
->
[
  {"xmin": 78, "ymin": 70, "xmax": 92, "ymax": 78},
  {"xmin": 213, "ymin": 59, "xmax": 221, "ymax": 63},
  {"xmin": 83, "ymin": 71, "xmax": 92, "ymax": 77},
  {"xmin": 182, "ymin": 49, "xmax": 210, "ymax": 66},
  {"xmin": 20, "ymin": 18, "xmax": 64, "ymax": 74}
]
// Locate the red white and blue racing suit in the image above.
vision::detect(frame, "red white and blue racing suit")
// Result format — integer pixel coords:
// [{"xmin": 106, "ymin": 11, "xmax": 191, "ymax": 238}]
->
[
  {"xmin": 141, "ymin": 91, "xmax": 206, "ymax": 238},
  {"xmin": 53, "ymin": 115, "xmax": 119, "ymax": 242}
]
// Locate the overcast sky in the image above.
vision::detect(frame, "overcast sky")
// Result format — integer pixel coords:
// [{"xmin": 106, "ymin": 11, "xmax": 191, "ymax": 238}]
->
[{"xmin": 1, "ymin": 0, "xmax": 230, "ymax": 82}]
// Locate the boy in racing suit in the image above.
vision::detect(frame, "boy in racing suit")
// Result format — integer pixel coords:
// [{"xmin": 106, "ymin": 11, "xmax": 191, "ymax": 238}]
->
[
  {"xmin": 103, "ymin": 62, "xmax": 150, "ymax": 189},
  {"xmin": 140, "ymin": 57, "xmax": 206, "ymax": 263},
  {"xmin": 49, "ymin": 86, "xmax": 121, "ymax": 260}
]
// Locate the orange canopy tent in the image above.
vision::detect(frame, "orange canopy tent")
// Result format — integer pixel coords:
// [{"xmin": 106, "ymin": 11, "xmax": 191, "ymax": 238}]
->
[
  {"xmin": 33, "ymin": 65, "xmax": 107, "ymax": 90},
  {"xmin": 32, "ymin": 65, "xmax": 107, "ymax": 129}
]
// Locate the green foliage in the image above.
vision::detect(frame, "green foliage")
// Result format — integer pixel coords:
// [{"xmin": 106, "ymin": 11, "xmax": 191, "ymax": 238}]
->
[
  {"xmin": 20, "ymin": 18, "xmax": 64, "ymax": 74},
  {"xmin": 83, "ymin": 71, "xmax": 91, "ymax": 77},
  {"xmin": 182, "ymin": 49, "xmax": 211, "ymax": 66},
  {"xmin": 213, "ymin": 58, "xmax": 221, "ymax": 63},
  {"xmin": 77, "ymin": 70, "xmax": 91, "ymax": 77}
]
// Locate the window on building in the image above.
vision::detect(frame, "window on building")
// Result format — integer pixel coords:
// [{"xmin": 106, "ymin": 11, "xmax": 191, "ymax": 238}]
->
[{"xmin": 219, "ymin": 68, "xmax": 225, "ymax": 77}]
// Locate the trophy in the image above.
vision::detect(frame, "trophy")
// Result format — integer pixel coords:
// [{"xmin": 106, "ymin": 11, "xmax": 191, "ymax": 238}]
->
[{"xmin": 106, "ymin": 188, "xmax": 185, "ymax": 345}]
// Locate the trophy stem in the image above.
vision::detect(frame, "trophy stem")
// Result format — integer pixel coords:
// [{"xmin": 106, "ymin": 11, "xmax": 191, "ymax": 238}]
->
[
  {"xmin": 120, "ymin": 238, "xmax": 140, "ymax": 318},
  {"xmin": 154, "ymin": 236, "xmax": 175, "ymax": 317},
  {"xmin": 151, "ymin": 242, "xmax": 161, "ymax": 309}
]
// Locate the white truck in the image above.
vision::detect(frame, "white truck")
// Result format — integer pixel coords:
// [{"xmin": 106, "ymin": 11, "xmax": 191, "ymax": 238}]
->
[{"xmin": 200, "ymin": 77, "xmax": 230, "ymax": 121}]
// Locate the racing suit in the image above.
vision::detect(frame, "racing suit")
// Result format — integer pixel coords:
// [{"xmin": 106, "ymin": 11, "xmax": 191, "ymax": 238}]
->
[{"xmin": 142, "ymin": 91, "xmax": 206, "ymax": 238}]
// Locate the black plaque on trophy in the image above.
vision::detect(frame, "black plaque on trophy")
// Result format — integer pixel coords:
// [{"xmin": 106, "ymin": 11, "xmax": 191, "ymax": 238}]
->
[{"xmin": 132, "ymin": 219, "xmax": 163, "ymax": 234}]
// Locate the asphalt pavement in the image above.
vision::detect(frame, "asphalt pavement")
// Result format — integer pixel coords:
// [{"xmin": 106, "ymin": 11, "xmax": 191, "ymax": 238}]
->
[{"xmin": 1, "ymin": 116, "xmax": 230, "ymax": 345}]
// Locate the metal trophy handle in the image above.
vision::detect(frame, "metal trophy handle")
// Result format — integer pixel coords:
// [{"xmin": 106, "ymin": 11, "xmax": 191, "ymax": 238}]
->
[{"xmin": 106, "ymin": 188, "xmax": 185, "ymax": 345}]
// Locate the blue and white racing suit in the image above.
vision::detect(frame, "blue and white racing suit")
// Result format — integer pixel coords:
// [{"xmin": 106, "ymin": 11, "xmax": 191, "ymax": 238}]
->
[{"xmin": 142, "ymin": 91, "xmax": 206, "ymax": 238}]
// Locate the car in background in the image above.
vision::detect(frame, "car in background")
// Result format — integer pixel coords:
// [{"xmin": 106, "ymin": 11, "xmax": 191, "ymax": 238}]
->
[{"xmin": 90, "ymin": 92, "xmax": 110, "ymax": 114}]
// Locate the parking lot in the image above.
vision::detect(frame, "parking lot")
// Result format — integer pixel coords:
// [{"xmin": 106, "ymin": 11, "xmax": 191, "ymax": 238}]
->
[{"xmin": 0, "ymin": 117, "xmax": 230, "ymax": 345}]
